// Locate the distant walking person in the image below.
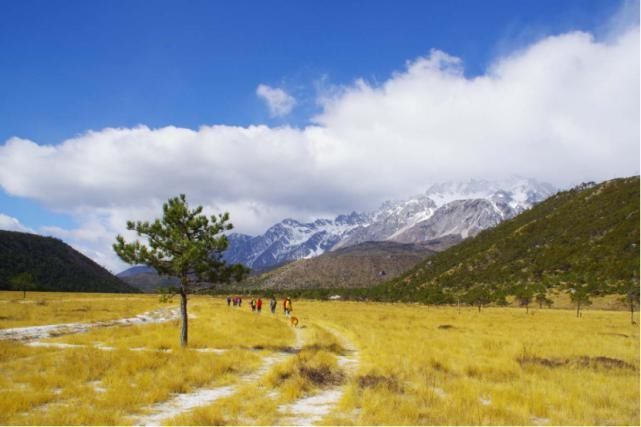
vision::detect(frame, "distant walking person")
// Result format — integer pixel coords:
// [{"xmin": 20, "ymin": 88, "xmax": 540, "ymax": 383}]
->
[
  {"xmin": 238, "ymin": 297, "xmax": 242, "ymax": 307},
  {"xmin": 227, "ymin": 296, "xmax": 231, "ymax": 306},
  {"xmin": 284, "ymin": 297, "xmax": 292, "ymax": 317},
  {"xmin": 250, "ymin": 298, "xmax": 256, "ymax": 312},
  {"xmin": 283, "ymin": 297, "xmax": 288, "ymax": 315},
  {"xmin": 257, "ymin": 298, "xmax": 263, "ymax": 313},
  {"xmin": 270, "ymin": 297, "xmax": 277, "ymax": 314}
]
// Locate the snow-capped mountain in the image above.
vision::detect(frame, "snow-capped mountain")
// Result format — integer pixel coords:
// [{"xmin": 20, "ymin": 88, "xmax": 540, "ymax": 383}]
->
[
  {"xmin": 334, "ymin": 178, "xmax": 555, "ymax": 248},
  {"xmin": 332, "ymin": 195, "xmax": 437, "ymax": 249},
  {"xmin": 224, "ymin": 178, "xmax": 556, "ymax": 270},
  {"xmin": 223, "ymin": 212, "xmax": 371, "ymax": 270}
]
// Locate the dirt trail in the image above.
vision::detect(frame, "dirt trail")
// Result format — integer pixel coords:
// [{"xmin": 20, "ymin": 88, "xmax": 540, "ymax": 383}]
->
[
  {"xmin": 133, "ymin": 326, "xmax": 306, "ymax": 426},
  {"xmin": 0, "ymin": 308, "xmax": 179, "ymax": 342},
  {"xmin": 23, "ymin": 341, "xmax": 229, "ymax": 355},
  {"xmin": 277, "ymin": 323, "xmax": 360, "ymax": 426}
]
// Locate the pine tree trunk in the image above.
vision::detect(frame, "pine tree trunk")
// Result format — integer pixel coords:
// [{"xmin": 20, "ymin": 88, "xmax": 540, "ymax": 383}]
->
[
  {"xmin": 526, "ymin": 303, "xmax": 529, "ymax": 314},
  {"xmin": 180, "ymin": 286, "xmax": 188, "ymax": 347},
  {"xmin": 478, "ymin": 303, "xmax": 481, "ymax": 313},
  {"xmin": 576, "ymin": 300, "xmax": 581, "ymax": 318}
]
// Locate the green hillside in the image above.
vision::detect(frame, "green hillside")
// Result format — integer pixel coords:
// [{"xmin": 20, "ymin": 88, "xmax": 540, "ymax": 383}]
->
[
  {"xmin": 372, "ymin": 176, "xmax": 639, "ymax": 305},
  {"xmin": 0, "ymin": 230, "xmax": 138, "ymax": 293}
]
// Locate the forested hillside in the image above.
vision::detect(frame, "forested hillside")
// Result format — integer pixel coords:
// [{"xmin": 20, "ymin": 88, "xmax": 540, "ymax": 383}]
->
[
  {"xmin": 374, "ymin": 176, "xmax": 639, "ymax": 309},
  {"xmin": 0, "ymin": 231, "xmax": 138, "ymax": 293}
]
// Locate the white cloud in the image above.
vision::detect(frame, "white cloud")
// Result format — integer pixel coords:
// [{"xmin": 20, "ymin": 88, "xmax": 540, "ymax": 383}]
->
[
  {"xmin": 256, "ymin": 84, "xmax": 296, "ymax": 117},
  {"xmin": 0, "ymin": 24, "xmax": 638, "ymax": 272},
  {"xmin": 0, "ymin": 213, "xmax": 34, "ymax": 233}
]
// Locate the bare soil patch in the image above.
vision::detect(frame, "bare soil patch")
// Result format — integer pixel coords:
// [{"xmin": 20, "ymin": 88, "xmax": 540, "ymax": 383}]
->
[
  {"xmin": 300, "ymin": 365, "xmax": 345, "ymax": 386},
  {"xmin": 358, "ymin": 374, "xmax": 403, "ymax": 392},
  {"xmin": 518, "ymin": 355, "xmax": 636, "ymax": 370}
]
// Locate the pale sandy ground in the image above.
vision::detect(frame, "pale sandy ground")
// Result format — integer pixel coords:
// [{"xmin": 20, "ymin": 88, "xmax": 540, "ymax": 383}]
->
[
  {"xmin": 133, "ymin": 327, "xmax": 306, "ymax": 426},
  {"xmin": 133, "ymin": 324, "xmax": 362, "ymax": 426},
  {"xmin": 277, "ymin": 323, "xmax": 360, "ymax": 426},
  {"xmin": 0, "ymin": 308, "xmax": 179, "ymax": 342}
]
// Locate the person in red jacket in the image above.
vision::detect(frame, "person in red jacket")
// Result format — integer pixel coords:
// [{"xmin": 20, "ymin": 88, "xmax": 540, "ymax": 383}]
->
[{"xmin": 257, "ymin": 298, "xmax": 263, "ymax": 313}]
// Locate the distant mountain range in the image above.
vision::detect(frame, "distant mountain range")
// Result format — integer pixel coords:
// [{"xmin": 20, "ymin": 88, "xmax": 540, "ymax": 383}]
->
[
  {"xmin": 0, "ymin": 230, "xmax": 137, "ymax": 293},
  {"xmin": 223, "ymin": 178, "xmax": 556, "ymax": 271},
  {"xmin": 119, "ymin": 177, "xmax": 556, "ymax": 291}
]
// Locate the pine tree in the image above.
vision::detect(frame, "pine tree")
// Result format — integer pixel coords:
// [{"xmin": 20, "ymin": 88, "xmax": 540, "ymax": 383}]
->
[
  {"xmin": 10, "ymin": 272, "xmax": 35, "ymax": 299},
  {"xmin": 113, "ymin": 194, "xmax": 249, "ymax": 347},
  {"xmin": 565, "ymin": 275, "xmax": 600, "ymax": 318},
  {"xmin": 464, "ymin": 284, "xmax": 492, "ymax": 312}
]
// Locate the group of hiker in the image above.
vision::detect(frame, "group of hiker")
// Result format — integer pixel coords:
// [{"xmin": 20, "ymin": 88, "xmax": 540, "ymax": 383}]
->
[{"xmin": 226, "ymin": 295, "xmax": 293, "ymax": 316}]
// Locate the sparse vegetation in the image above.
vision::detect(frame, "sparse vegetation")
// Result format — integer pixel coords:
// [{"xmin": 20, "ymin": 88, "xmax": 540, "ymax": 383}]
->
[{"xmin": 0, "ymin": 292, "xmax": 637, "ymax": 425}]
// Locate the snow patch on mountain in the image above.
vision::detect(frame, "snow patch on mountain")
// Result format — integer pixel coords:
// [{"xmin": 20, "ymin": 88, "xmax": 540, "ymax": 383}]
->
[
  {"xmin": 223, "ymin": 212, "xmax": 370, "ymax": 270},
  {"xmin": 224, "ymin": 178, "xmax": 556, "ymax": 270}
]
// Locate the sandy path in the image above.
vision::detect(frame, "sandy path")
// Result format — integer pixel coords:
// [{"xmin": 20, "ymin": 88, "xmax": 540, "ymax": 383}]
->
[
  {"xmin": 277, "ymin": 323, "xmax": 360, "ymax": 426},
  {"xmin": 23, "ymin": 341, "xmax": 228, "ymax": 355},
  {"xmin": 133, "ymin": 326, "xmax": 305, "ymax": 426},
  {"xmin": 0, "ymin": 308, "xmax": 179, "ymax": 342}
]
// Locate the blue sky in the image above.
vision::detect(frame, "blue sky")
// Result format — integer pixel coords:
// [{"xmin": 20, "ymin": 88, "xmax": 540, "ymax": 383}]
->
[
  {"xmin": 0, "ymin": 0, "xmax": 638, "ymax": 270},
  {"xmin": 0, "ymin": 0, "xmax": 622, "ymax": 143}
]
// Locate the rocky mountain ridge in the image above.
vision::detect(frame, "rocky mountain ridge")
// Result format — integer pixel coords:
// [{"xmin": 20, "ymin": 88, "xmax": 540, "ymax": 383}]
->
[{"xmin": 223, "ymin": 178, "xmax": 556, "ymax": 270}]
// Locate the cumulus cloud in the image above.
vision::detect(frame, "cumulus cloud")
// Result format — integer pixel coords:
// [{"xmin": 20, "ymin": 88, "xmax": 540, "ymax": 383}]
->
[
  {"xmin": 256, "ymin": 84, "xmax": 296, "ymax": 116},
  {"xmin": 0, "ymin": 213, "xmax": 34, "ymax": 233},
  {"xmin": 0, "ymin": 24, "xmax": 638, "ymax": 272}
]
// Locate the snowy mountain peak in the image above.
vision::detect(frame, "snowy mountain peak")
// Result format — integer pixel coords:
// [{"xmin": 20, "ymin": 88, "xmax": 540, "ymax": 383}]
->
[
  {"xmin": 224, "ymin": 178, "xmax": 556, "ymax": 270},
  {"xmin": 223, "ymin": 210, "xmax": 370, "ymax": 270}
]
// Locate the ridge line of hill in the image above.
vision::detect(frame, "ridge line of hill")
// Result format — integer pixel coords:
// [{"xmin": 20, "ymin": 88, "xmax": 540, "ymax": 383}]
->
[{"xmin": 0, "ymin": 230, "xmax": 138, "ymax": 293}]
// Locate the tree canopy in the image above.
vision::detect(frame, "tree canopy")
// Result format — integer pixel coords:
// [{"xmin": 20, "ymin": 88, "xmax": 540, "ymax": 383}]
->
[{"xmin": 114, "ymin": 194, "xmax": 249, "ymax": 346}]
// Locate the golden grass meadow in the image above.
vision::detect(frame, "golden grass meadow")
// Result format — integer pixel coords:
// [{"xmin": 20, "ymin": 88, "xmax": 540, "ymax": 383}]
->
[{"xmin": 0, "ymin": 291, "xmax": 638, "ymax": 426}]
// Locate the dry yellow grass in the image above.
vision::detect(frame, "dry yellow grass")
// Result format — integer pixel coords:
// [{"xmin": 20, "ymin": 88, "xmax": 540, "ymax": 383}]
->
[
  {"xmin": 0, "ymin": 294, "xmax": 293, "ymax": 425},
  {"xmin": 305, "ymin": 301, "xmax": 640, "ymax": 426},
  {"xmin": 168, "ymin": 322, "xmax": 346, "ymax": 425},
  {"xmin": 0, "ymin": 291, "xmax": 165, "ymax": 328},
  {"xmin": 0, "ymin": 292, "xmax": 638, "ymax": 425},
  {"xmin": 46, "ymin": 297, "xmax": 294, "ymax": 351}
]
